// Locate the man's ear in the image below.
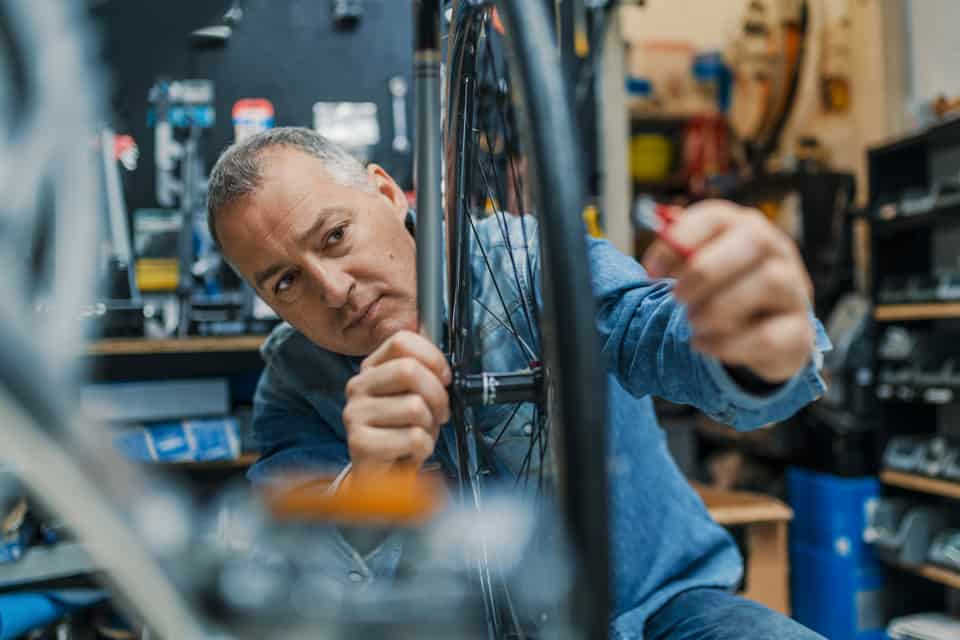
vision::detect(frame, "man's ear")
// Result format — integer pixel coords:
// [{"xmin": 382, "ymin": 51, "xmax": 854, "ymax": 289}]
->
[{"xmin": 367, "ymin": 163, "xmax": 407, "ymax": 217}]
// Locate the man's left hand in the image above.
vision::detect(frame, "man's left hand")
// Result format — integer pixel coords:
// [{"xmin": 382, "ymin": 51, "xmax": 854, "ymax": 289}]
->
[{"xmin": 642, "ymin": 200, "xmax": 815, "ymax": 384}]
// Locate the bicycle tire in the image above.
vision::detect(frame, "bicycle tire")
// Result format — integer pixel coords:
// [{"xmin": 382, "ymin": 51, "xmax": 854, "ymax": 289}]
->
[{"xmin": 444, "ymin": 2, "xmax": 609, "ymax": 638}]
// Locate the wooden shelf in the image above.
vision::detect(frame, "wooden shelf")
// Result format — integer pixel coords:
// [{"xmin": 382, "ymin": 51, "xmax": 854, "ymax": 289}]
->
[
  {"xmin": 881, "ymin": 469, "xmax": 960, "ymax": 500},
  {"xmin": 914, "ymin": 564, "xmax": 960, "ymax": 590},
  {"xmin": 874, "ymin": 303, "xmax": 960, "ymax": 321},
  {"xmin": 85, "ymin": 335, "xmax": 267, "ymax": 356},
  {"xmin": 692, "ymin": 482, "xmax": 793, "ymax": 526},
  {"xmin": 627, "ymin": 103, "xmax": 712, "ymax": 123}
]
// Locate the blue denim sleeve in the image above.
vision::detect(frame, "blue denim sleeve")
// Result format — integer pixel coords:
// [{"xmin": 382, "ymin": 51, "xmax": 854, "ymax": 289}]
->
[
  {"xmin": 588, "ymin": 236, "xmax": 830, "ymax": 431},
  {"xmin": 246, "ymin": 361, "xmax": 351, "ymax": 488}
]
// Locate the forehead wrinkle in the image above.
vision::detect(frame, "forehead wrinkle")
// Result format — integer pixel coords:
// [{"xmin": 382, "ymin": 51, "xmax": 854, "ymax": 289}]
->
[{"xmin": 260, "ymin": 185, "xmax": 313, "ymax": 247}]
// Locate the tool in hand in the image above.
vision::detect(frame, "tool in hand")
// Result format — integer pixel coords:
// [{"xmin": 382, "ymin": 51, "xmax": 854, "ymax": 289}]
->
[{"xmin": 632, "ymin": 195, "xmax": 695, "ymax": 260}]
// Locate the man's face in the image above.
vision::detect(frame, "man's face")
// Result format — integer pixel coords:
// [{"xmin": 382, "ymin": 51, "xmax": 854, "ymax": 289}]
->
[{"xmin": 216, "ymin": 147, "xmax": 418, "ymax": 356}]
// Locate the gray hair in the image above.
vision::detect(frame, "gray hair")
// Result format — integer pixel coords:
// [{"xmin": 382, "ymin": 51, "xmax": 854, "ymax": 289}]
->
[{"xmin": 206, "ymin": 126, "xmax": 371, "ymax": 247}]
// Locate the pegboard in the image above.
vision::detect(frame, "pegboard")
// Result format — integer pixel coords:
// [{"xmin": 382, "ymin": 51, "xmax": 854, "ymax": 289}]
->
[{"xmin": 91, "ymin": 0, "xmax": 414, "ymax": 213}]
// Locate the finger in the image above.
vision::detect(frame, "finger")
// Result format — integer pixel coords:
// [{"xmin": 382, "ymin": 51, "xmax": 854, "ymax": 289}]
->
[
  {"xmin": 641, "ymin": 238, "xmax": 685, "ymax": 280},
  {"xmin": 692, "ymin": 313, "xmax": 815, "ymax": 382},
  {"xmin": 348, "ymin": 424, "xmax": 437, "ymax": 467},
  {"xmin": 362, "ymin": 330, "xmax": 451, "ymax": 384},
  {"xmin": 344, "ymin": 394, "xmax": 441, "ymax": 438},
  {"xmin": 346, "ymin": 358, "xmax": 450, "ymax": 425},
  {"xmin": 641, "ymin": 200, "xmax": 740, "ymax": 278},
  {"xmin": 672, "ymin": 213, "xmax": 792, "ymax": 304},
  {"xmin": 686, "ymin": 258, "xmax": 806, "ymax": 338}
]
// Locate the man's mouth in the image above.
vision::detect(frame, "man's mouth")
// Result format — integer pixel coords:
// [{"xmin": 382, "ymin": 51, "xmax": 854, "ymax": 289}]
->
[{"xmin": 346, "ymin": 296, "xmax": 382, "ymax": 331}]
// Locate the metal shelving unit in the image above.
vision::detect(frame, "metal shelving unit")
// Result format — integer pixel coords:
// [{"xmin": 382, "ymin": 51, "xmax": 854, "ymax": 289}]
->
[{"xmin": 0, "ymin": 542, "xmax": 96, "ymax": 589}]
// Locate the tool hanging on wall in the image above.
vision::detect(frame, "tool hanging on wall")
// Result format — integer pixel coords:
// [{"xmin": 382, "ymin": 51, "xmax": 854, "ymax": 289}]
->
[
  {"xmin": 332, "ymin": 0, "xmax": 364, "ymax": 29},
  {"xmin": 389, "ymin": 76, "xmax": 410, "ymax": 153},
  {"xmin": 190, "ymin": 0, "xmax": 243, "ymax": 47},
  {"xmin": 147, "ymin": 79, "xmax": 215, "ymax": 336}
]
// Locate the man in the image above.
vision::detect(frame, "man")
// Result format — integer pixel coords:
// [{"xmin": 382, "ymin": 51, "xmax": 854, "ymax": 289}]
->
[{"xmin": 207, "ymin": 126, "xmax": 829, "ymax": 639}]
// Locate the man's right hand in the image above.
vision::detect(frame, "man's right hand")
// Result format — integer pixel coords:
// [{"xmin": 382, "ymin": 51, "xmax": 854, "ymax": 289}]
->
[{"xmin": 342, "ymin": 330, "xmax": 451, "ymax": 481}]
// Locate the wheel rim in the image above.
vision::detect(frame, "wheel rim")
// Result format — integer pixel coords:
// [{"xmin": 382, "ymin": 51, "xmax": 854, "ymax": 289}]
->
[{"xmin": 443, "ymin": 3, "xmax": 609, "ymax": 637}]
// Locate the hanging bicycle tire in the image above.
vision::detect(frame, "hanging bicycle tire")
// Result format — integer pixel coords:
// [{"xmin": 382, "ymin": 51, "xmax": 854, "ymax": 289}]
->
[{"xmin": 444, "ymin": 1, "xmax": 609, "ymax": 638}]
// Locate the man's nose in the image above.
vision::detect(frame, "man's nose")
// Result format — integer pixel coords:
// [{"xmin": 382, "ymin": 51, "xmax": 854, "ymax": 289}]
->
[{"xmin": 307, "ymin": 261, "xmax": 353, "ymax": 308}]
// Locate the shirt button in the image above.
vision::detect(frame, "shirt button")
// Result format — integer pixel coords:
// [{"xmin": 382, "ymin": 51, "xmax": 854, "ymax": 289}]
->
[
  {"xmin": 348, "ymin": 571, "xmax": 364, "ymax": 584},
  {"xmin": 522, "ymin": 423, "xmax": 533, "ymax": 436}
]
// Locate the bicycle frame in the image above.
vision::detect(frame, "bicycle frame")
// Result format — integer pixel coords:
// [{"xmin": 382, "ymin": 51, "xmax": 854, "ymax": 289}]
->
[{"xmin": 414, "ymin": 0, "xmax": 445, "ymax": 348}]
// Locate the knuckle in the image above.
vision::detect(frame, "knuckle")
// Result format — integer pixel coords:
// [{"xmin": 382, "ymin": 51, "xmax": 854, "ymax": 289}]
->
[
  {"xmin": 341, "ymin": 405, "xmax": 356, "ymax": 429},
  {"xmin": 395, "ymin": 330, "xmax": 418, "ymax": 352},
  {"xmin": 708, "ymin": 321, "xmax": 732, "ymax": 339},
  {"xmin": 744, "ymin": 208, "xmax": 767, "ymax": 226},
  {"xmin": 763, "ymin": 259, "xmax": 790, "ymax": 288},
  {"xmin": 744, "ymin": 212, "xmax": 775, "ymax": 240},
  {"xmin": 771, "ymin": 232, "xmax": 794, "ymax": 257},
  {"xmin": 712, "ymin": 313, "xmax": 734, "ymax": 336},
  {"xmin": 347, "ymin": 432, "xmax": 370, "ymax": 457},
  {"xmin": 760, "ymin": 324, "xmax": 782, "ymax": 353},
  {"xmin": 684, "ymin": 258, "xmax": 709, "ymax": 284},
  {"xmin": 382, "ymin": 335, "xmax": 404, "ymax": 359},
  {"xmin": 397, "ymin": 358, "xmax": 421, "ymax": 383},
  {"xmin": 772, "ymin": 261, "xmax": 805, "ymax": 303},
  {"xmin": 406, "ymin": 395, "xmax": 431, "ymax": 425},
  {"xmin": 410, "ymin": 429, "xmax": 435, "ymax": 460},
  {"xmin": 344, "ymin": 376, "xmax": 361, "ymax": 399}
]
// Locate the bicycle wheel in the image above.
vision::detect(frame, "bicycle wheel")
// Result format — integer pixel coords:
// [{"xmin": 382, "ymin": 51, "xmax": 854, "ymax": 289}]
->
[{"xmin": 444, "ymin": 2, "xmax": 609, "ymax": 638}]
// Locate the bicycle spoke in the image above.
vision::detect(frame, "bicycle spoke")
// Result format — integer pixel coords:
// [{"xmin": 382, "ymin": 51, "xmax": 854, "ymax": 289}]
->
[
  {"xmin": 475, "ymin": 141, "xmax": 537, "ymax": 329},
  {"xmin": 489, "ymin": 402, "xmax": 524, "ymax": 450},
  {"xmin": 466, "ymin": 210, "xmax": 532, "ymax": 360},
  {"xmin": 497, "ymin": 564, "xmax": 528, "ymax": 640},
  {"xmin": 474, "ymin": 157, "xmax": 538, "ymax": 350},
  {"xmin": 480, "ymin": 25, "xmax": 539, "ymax": 317},
  {"xmin": 474, "ymin": 297, "xmax": 537, "ymax": 363},
  {"xmin": 514, "ymin": 419, "xmax": 542, "ymax": 490}
]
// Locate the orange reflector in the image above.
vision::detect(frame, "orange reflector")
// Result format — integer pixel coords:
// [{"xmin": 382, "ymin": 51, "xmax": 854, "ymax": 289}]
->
[{"xmin": 263, "ymin": 466, "xmax": 446, "ymax": 526}]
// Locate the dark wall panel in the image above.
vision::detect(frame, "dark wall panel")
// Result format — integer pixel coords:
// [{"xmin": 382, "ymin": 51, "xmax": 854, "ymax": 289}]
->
[{"xmin": 92, "ymin": 0, "xmax": 414, "ymax": 212}]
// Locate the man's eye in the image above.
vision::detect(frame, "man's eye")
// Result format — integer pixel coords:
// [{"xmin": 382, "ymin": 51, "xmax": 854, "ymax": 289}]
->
[
  {"xmin": 274, "ymin": 272, "xmax": 296, "ymax": 296},
  {"xmin": 325, "ymin": 225, "xmax": 347, "ymax": 248}
]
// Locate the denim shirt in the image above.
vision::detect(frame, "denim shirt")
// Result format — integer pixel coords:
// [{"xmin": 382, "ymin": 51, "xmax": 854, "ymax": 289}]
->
[{"xmin": 248, "ymin": 214, "xmax": 829, "ymax": 637}]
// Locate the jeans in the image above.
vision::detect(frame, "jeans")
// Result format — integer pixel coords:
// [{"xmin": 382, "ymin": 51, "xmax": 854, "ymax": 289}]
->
[{"xmin": 641, "ymin": 588, "xmax": 825, "ymax": 640}]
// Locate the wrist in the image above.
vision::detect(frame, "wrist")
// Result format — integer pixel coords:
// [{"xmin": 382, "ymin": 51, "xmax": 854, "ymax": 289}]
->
[{"xmin": 725, "ymin": 364, "xmax": 787, "ymax": 393}]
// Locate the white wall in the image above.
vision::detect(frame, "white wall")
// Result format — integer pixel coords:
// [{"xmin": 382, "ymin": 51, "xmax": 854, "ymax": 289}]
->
[
  {"xmin": 905, "ymin": 0, "xmax": 960, "ymax": 106},
  {"xmin": 623, "ymin": 0, "xmax": 849, "ymax": 51},
  {"xmin": 621, "ymin": 0, "xmax": 750, "ymax": 51}
]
